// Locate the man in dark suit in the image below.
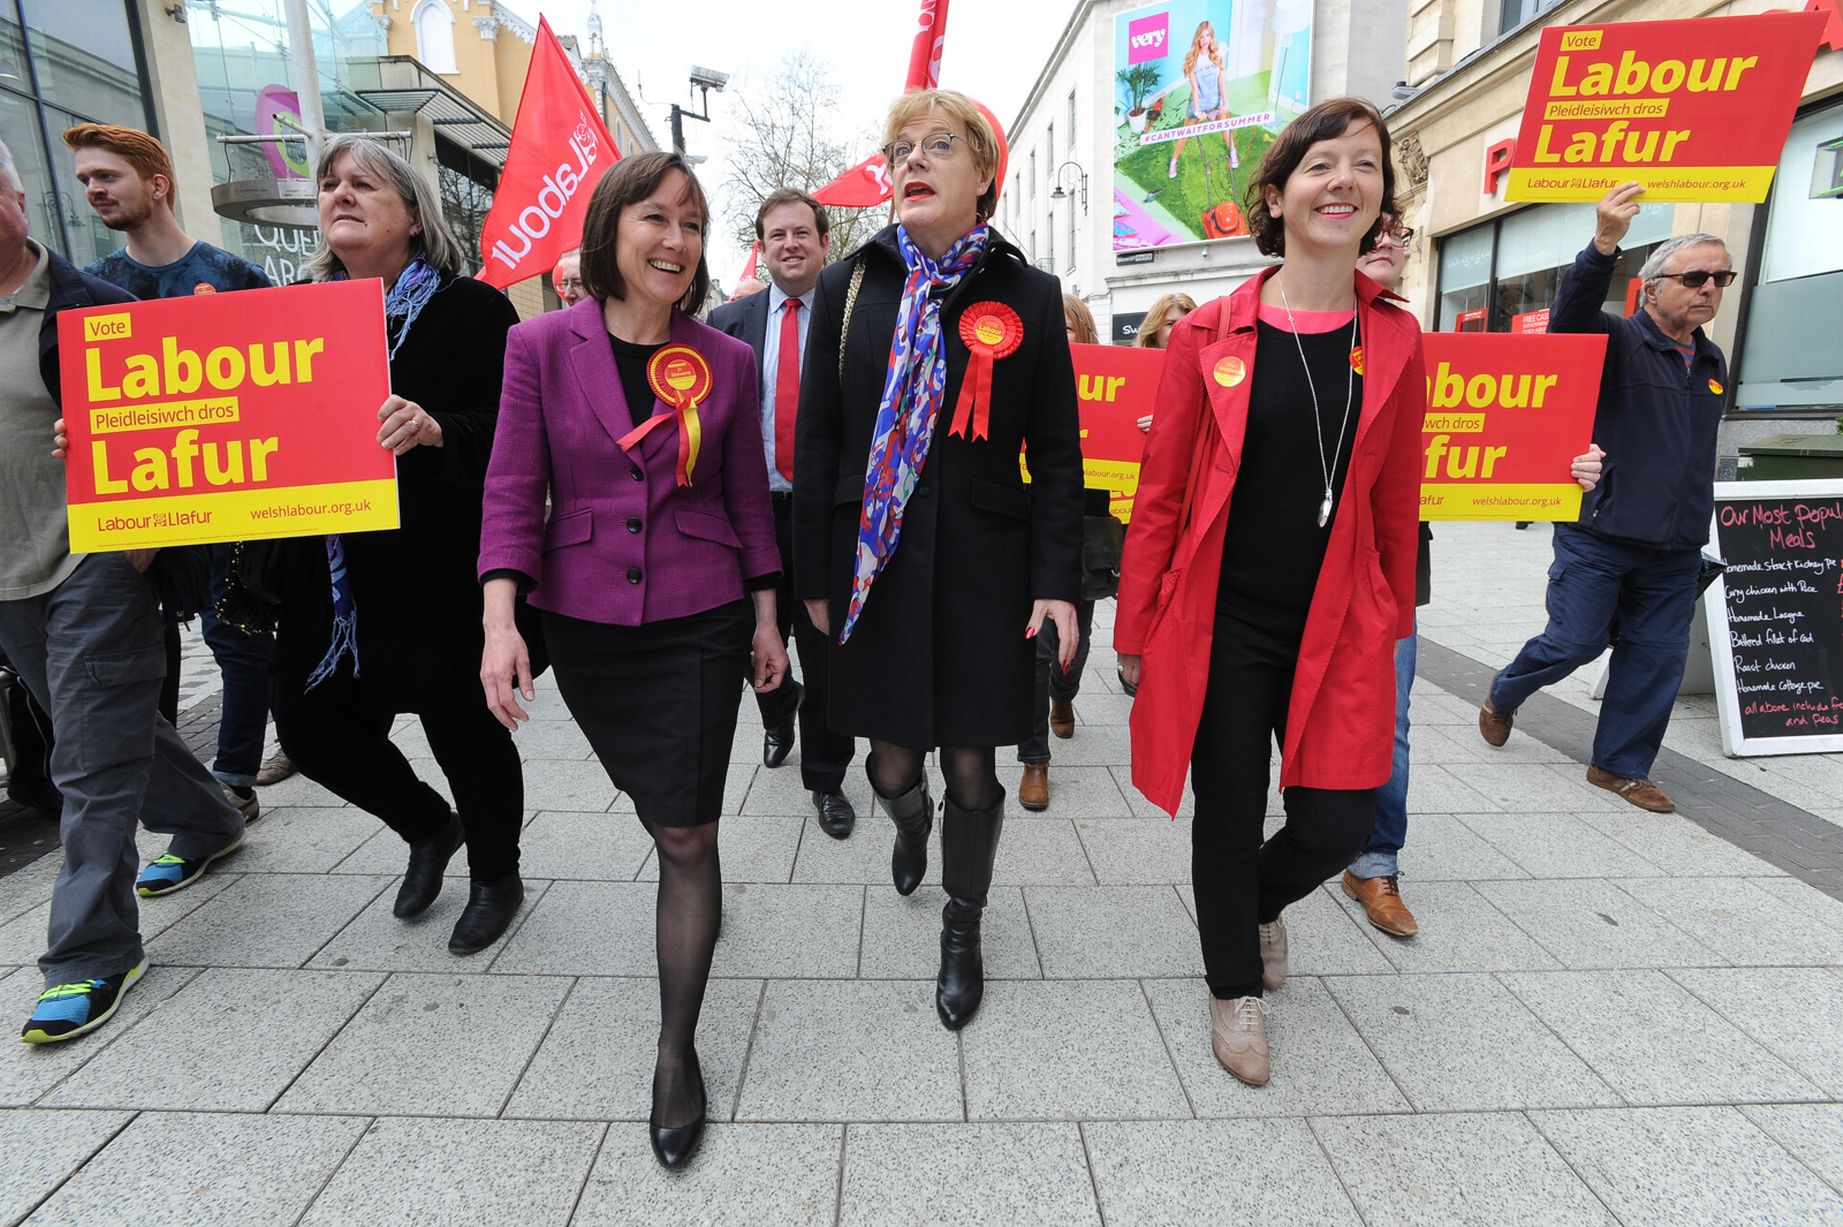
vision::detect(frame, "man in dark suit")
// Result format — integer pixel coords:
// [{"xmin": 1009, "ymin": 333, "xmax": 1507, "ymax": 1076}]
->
[{"xmin": 710, "ymin": 189, "xmax": 856, "ymax": 838}]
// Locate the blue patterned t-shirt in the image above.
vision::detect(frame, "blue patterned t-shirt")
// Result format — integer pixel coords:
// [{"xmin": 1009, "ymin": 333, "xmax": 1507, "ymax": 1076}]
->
[{"xmin": 86, "ymin": 241, "xmax": 271, "ymax": 300}]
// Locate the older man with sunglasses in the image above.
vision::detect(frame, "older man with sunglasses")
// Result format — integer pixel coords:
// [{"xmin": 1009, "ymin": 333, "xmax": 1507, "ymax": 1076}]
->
[{"xmin": 1479, "ymin": 182, "xmax": 1733, "ymax": 814}]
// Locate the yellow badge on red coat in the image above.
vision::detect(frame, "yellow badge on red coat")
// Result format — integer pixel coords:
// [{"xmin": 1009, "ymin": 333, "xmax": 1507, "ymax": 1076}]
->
[
  {"xmin": 616, "ymin": 343, "xmax": 713, "ymax": 487},
  {"xmin": 1212, "ymin": 356, "xmax": 1246, "ymax": 387},
  {"xmin": 1349, "ymin": 346, "xmax": 1365, "ymax": 376},
  {"xmin": 949, "ymin": 302, "xmax": 1024, "ymax": 440}
]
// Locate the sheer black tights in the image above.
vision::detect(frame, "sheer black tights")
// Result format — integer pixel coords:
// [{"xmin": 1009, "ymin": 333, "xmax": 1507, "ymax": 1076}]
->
[
  {"xmin": 867, "ymin": 740, "xmax": 1001, "ymax": 812},
  {"xmin": 645, "ymin": 815, "xmax": 719, "ymax": 1130}
]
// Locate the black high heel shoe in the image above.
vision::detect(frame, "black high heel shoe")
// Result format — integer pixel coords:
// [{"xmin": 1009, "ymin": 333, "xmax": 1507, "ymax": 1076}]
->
[{"xmin": 648, "ymin": 1050, "xmax": 707, "ymax": 1170}]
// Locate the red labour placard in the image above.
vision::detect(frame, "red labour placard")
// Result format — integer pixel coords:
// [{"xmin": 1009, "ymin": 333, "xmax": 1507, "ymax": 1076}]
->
[
  {"xmin": 1506, "ymin": 11, "xmax": 1828, "ymax": 202},
  {"xmin": 60, "ymin": 280, "xmax": 397, "ymax": 550}
]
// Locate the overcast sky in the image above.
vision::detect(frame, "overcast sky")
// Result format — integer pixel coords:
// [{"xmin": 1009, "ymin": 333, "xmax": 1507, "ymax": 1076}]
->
[{"xmin": 526, "ymin": 0, "xmax": 1080, "ymax": 278}]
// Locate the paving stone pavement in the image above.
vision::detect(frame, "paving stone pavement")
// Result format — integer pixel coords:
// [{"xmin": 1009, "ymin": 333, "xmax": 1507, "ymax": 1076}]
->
[{"xmin": 1, "ymin": 522, "xmax": 1840, "ymax": 1225}]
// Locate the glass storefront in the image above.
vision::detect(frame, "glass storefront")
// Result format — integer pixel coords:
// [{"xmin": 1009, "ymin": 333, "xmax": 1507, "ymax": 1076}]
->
[
  {"xmin": 1436, "ymin": 200, "xmax": 1671, "ymax": 334},
  {"xmin": 0, "ymin": 0, "xmax": 152, "ymax": 264},
  {"xmin": 187, "ymin": 0, "xmax": 388, "ymax": 275},
  {"xmin": 1734, "ymin": 99, "xmax": 1843, "ymax": 414}
]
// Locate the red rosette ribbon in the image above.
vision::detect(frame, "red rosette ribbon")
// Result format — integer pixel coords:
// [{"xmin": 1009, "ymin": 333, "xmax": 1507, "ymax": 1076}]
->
[
  {"xmin": 617, "ymin": 344, "xmax": 714, "ymax": 487},
  {"xmin": 948, "ymin": 302, "xmax": 1023, "ymax": 440}
]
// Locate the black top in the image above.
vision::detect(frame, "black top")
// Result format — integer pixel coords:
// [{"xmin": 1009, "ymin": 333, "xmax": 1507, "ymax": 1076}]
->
[
  {"xmin": 273, "ymin": 273, "xmax": 522, "ymax": 702},
  {"xmin": 1218, "ymin": 318, "xmax": 1363, "ymax": 624},
  {"xmin": 608, "ymin": 334, "xmax": 663, "ymax": 431}
]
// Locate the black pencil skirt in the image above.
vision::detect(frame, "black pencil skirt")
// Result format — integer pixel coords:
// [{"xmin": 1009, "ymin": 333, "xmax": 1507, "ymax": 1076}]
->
[{"xmin": 541, "ymin": 600, "xmax": 752, "ymax": 827}]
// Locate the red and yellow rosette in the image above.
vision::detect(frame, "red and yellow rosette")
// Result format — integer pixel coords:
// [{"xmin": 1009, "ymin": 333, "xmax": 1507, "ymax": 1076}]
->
[
  {"xmin": 948, "ymin": 302, "xmax": 1023, "ymax": 440},
  {"xmin": 616, "ymin": 343, "xmax": 713, "ymax": 487}
]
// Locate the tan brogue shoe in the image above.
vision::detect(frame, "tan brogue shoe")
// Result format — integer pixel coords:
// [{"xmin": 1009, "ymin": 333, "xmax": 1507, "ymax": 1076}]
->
[
  {"xmin": 1342, "ymin": 871, "xmax": 1420, "ymax": 937},
  {"xmin": 1049, "ymin": 698, "xmax": 1075, "ymax": 739},
  {"xmin": 1586, "ymin": 765, "xmax": 1675, "ymax": 812},
  {"xmin": 1258, "ymin": 918, "xmax": 1289, "ymax": 991},
  {"xmin": 1478, "ymin": 697, "xmax": 1515, "ymax": 747},
  {"xmin": 1209, "ymin": 995, "xmax": 1270, "ymax": 1086},
  {"xmin": 1019, "ymin": 762, "xmax": 1050, "ymax": 812}
]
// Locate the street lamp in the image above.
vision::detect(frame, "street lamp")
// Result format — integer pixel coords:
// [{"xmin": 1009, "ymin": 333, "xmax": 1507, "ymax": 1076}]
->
[
  {"xmin": 1049, "ymin": 161, "xmax": 1089, "ymax": 213},
  {"xmin": 670, "ymin": 65, "xmax": 728, "ymax": 155}
]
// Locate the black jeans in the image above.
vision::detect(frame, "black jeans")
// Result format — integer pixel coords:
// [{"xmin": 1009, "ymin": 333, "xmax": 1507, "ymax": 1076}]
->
[
  {"xmin": 1190, "ymin": 608, "xmax": 1377, "ymax": 1000},
  {"xmin": 274, "ymin": 669, "xmax": 523, "ymax": 881},
  {"xmin": 755, "ymin": 495, "xmax": 854, "ymax": 792},
  {"xmin": 1017, "ymin": 600, "xmax": 1094, "ymax": 764}
]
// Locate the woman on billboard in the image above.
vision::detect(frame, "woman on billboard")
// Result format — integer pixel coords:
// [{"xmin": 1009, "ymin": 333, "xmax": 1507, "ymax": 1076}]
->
[{"xmin": 1167, "ymin": 20, "xmax": 1235, "ymax": 180}]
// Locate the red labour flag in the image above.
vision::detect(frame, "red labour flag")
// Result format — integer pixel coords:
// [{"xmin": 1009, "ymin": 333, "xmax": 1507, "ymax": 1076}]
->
[
  {"xmin": 814, "ymin": 0, "xmax": 950, "ymax": 207},
  {"xmin": 478, "ymin": 17, "xmax": 619, "ymax": 289},
  {"xmin": 906, "ymin": 0, "xmax": 949, "ymax": 90}
]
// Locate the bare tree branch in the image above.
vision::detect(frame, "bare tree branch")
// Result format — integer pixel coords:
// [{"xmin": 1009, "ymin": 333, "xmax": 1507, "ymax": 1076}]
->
[{"xmin": 719, "ymin": 50, "xmax": 886, "ymax": 266}]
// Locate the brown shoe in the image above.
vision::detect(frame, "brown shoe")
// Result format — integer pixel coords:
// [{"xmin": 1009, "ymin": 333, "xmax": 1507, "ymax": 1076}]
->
[
  {"xmin": 1019, "ymin": 762, "xmax": 1050, "ymax": 812},
  {"xmin": 1208, "ymin": 995, "xmax": 1270, "ymax": 1086},
  {"xmin": 255, "ymin": 752, "xmax": 296, "ymax": 787},
  {"xmin": 1586, "ymin": 765, "xmax": 1675, "ymax": 813},
  {"xmin": 1049, "ymin": 698, "xmax": 1075, "ymax": 739},
  {"xmin": 1478, "ymin": 697, "xmax": 1515, "ymax": 747},
  {"xmin": 1342, "ymin": 871, "xmax": 1419, "ymax": 937},
  {"xmin": 1258, "ymin": 918, "xmax": 1288, "ymax": 991}
]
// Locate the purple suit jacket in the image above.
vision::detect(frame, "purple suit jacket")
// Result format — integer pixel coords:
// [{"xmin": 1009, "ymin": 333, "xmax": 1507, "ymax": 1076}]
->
[{"xmin": 479, "ymin": 299, "xmax": 780, "ymax": 625}]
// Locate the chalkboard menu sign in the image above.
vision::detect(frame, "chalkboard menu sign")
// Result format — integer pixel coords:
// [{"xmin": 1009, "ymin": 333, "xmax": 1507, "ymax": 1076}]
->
[{"xmin": 1705, "ymin": 479, "xmax": 1843, "ymax": 756}]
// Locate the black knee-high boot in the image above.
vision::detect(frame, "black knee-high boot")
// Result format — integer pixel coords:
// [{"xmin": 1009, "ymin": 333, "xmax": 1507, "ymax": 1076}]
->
[
  {"xmin": 937, "ymin": 789, "xmax": 1005, "ymax": 1030},
  {"xmin": 869, "ymin": 758, "xmax": 934, "ymax": 897}
]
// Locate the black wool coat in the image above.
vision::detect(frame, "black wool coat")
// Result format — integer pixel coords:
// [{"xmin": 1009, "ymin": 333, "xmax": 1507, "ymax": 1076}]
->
[
  {"xmin": 792, "ymin": 225, "xmax": 1084, "ymax": 748},
  {"xmin": 273, "ymin": 273, "xmax": 520, "ymax": 706}
]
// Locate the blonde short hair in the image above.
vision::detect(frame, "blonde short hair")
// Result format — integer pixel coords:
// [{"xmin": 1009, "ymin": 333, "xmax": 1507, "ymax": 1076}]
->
[{"xmin": 882, "ymin": 89, "xmax": 999, "ymax": 222}]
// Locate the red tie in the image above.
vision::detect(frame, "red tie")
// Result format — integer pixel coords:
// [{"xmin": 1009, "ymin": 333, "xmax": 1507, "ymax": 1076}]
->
[{"xmin": 775, "ymin": 297, "xmax": 800, "ymax": 481}]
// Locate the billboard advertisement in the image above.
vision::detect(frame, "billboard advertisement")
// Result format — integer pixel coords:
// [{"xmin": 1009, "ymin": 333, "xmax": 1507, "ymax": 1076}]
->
[{"xmin": 1111, "ymin": 0, "xmax": 1313, "ymax": 252}]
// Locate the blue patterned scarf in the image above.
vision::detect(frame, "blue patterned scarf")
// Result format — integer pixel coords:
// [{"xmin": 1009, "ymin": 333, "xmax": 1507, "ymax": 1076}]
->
[
  {"xmin": 841, "ymin": 224, "xmax": 988, "ymax": 643},
  {"xmin": 305, "ymin": 257, "xmax": 442, "ymax": 690}
]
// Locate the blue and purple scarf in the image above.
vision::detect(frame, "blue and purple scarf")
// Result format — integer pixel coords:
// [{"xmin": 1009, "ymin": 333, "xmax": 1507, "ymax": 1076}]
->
[
  {"xmin": 305, "ymin": 257, "xmax": 441, "ymax": 690},
  {"xmin": 841, "ymin": 224, "xmax": 988, "ymax": 642}
]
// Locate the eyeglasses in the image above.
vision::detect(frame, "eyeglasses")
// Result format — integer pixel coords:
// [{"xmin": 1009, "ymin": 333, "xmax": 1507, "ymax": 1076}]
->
[
  {"xmin": 554, "ymin": 277, "xmax": 583, "ymax": 291},
  {"xmin": 1378, "ymin": 225, "xmax": 1414, "ymax": 245},
  {"xmin": 882, "ymin": 131, "xmax": 963, "ymax": 163},
  {"xmin": 1654, "ymin": 269, "xmax": 1736, "ymax": 289}
]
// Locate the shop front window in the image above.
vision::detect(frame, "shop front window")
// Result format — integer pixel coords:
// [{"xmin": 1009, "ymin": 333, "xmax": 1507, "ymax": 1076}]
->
[
  {"xmin": 1436, "ymin": 200, "xmax": 1668, "ymax": 334},
  {"xmin": 1735, "ymin": 100, "xmax": 1843, "ymax": 413},
  {"xmin": 0, "ymin": 0, "xmax": 150, "ymax": 261}
]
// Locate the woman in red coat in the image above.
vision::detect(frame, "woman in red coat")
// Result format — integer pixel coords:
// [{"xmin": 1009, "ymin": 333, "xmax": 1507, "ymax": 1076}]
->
[{"xmin": 1114, "ymin": 98, "xmax": 1424, "ymax": 1088}]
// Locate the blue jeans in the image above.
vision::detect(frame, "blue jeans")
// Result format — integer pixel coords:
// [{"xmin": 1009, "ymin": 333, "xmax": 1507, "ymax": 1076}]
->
[
  {"xmin": 1351, "ymin": 619, "xmax": 1414, "ymax": 879},
  {"xmin": 1490, "ymin": 524, "xmax": 1700, "ymax": 780},
  {"xmin": 1018, "ymin": 600, "xmax": 1095, "ymax": 764},
  {"xmin": 197, "ymin": 543, "xmax": 274, "ymax": 790}
]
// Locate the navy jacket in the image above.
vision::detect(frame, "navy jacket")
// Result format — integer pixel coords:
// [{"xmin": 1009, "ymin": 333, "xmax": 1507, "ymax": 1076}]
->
[
  {"xmin": 1550, "ymin": 243, "xmax": 1726, "ymax": 550},
  {"xmin": 37, "ymin": 246, "xmax": 136, "ymax": 405}
]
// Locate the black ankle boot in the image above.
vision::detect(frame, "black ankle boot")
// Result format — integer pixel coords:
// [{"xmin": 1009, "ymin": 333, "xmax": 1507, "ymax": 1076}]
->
[
  {"xmin": 937, "ymin": 790, "xmax": 1005, "ymax": 1030},
  {"xmin": 448, "ymin": 873, "xmax": 524, "ymax": 954},
  {"xmin": 869, "ymin": 759, "xmax": 933, "ymax": 897},
  {"xmin": 649, "ymin": 1049, "xmax": 707, "ymax": 1170},
  {"xmin": 394, "ymin": 814, "xmax": 463, "ymax": 918}
]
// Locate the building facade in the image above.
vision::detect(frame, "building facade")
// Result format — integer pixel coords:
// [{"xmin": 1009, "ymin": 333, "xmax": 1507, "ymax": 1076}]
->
[
  {"xmin": 1002, "ymin": 0, "xmax": 1409, "ymax": 342},
  {"xmin": 4, "ymin": 0, "xmax": 655, "ymax": 316},
  {"xmin": 1386, "ymin": 0, "xmax": 1843, "ymax": 460}
]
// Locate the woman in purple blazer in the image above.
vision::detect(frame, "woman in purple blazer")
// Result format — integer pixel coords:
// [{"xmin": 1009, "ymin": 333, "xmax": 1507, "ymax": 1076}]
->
[{"xmin": 477, "ymin": 152, "xmax": 787, "ymax": 1171}]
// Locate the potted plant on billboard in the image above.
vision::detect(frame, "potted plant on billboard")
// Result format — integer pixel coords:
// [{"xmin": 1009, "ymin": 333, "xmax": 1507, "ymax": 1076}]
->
[{"xmin": 1118, "ymin": 64, "xmax": 1160, "ymax": 134}]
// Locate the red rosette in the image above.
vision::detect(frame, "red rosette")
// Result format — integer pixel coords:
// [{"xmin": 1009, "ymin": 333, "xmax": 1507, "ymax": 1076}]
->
[
  {"xmin": 615, "ymin": 344, "xmax": 714, "ymax": 486},
  {"xmin": 949, "ymin": 302, "xmax": 1024, "ymax": 440}
]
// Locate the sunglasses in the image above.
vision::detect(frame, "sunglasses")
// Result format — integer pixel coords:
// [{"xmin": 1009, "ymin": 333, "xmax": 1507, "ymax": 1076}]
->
[{"xmin": 1655, "ymin": 269, "xmax": 1736, "ymax": 289}]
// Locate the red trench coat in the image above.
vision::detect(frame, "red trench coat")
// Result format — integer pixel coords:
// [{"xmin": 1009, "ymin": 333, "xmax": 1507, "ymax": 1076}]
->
[{"xmin": 1114, "ymin": 266, "xmax": 1425, "ymax": 816}]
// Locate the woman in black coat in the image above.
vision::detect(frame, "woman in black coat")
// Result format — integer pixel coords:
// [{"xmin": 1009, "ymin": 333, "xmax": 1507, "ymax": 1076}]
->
[
  {"xmin": 269, "ymin": 136, "xmax": 526, "ymax": 955},
  {"xmin": 794, "ymin": 90, "xmax": 1084, "ymax": 1030}
]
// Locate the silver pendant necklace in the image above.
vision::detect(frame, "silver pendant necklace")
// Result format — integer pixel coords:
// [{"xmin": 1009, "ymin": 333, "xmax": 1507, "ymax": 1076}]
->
[{"xmin": 1279, "ymin": 275, "xmax": 1359, "ymax": 528}]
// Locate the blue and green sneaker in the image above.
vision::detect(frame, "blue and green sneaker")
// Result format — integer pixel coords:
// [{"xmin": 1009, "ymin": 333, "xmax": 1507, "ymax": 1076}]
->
[
  {"xmin": 20, "ymin": 960, "xmax": 147, "ymax": 1044},
  {"xmin": 135, "ymin": 833, "xmax": 244, "ymax": 897}
]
